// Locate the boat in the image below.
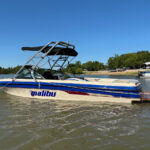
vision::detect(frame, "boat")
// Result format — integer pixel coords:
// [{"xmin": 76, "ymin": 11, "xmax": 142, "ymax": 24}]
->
[
  {"xmin": 141, "ymin": 62, "xmax": 150, "ymax": 69},
  {"xmin": 138, "ymin": 62, "xmax": 150, "ymax": 78},
  {"xmin": 138, "ymin": 70, "xmax": 150, "ymax": 78},
  {"xmin": 0, "ymin": 41, "xmax": 145, "ymax": 103}
]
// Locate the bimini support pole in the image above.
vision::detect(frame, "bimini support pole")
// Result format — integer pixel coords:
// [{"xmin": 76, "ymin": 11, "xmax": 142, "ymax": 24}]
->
[
  {"xmin": 33, "ymin": 42, "xmax": 60, "ymax": 70},
  {"xmin": 33, "ymin": 41, "xmax": 75, "ymax": 70},
  {"xmin": 13, "ymin": 41, "xmax": 76, "ymax": 81},
  {"xmin": 13, "ymin": 42, "xmax": 54, "ymax": 80}
]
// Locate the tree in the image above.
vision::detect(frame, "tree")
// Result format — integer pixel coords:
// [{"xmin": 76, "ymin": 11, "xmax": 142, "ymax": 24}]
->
[
  {"xmin": 82, "ymin": 61, "xmax": 105, "ymax": 71},
  {"xmin": 107, "ymin": 51, "xmax": 150, "ymax": 69}
]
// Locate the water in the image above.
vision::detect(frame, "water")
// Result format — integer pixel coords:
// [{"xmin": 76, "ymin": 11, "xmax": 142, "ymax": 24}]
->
[{"xmin": 0, "ymin": 75, "xmax": 150, "ymax": 150}]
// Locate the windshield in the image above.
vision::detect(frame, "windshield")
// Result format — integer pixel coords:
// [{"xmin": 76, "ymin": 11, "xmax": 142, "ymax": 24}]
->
[
  {"xmin": 16, "ymin": 68, "xmax": 32, "ymax": 79},
  {"xmin": 16, "ymin": 67, "xmax": 70, "ymax": 80},
  {"xmin": 16, "ymin": 68, "xmax": 43, "ymax": 79}
]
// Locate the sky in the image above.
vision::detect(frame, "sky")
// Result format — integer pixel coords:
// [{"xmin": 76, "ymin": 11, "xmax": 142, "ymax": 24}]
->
[{"xmin": 0, "ymin": 0, "xmax": 150, "ymax": 67}]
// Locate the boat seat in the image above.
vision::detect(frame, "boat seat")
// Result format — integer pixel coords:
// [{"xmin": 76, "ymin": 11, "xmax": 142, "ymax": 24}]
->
[{"xmin": 43, "ymin": 71, "xmax": 55, "ymax": 79}]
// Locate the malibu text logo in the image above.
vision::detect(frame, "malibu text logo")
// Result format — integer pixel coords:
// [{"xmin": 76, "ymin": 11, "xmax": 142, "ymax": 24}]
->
[{"xmin": 31, "ymin": 90, "xmax": 56, "ymax": 97}]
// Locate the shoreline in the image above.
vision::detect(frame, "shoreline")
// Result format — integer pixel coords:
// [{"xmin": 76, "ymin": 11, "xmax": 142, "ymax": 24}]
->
[
  {"xmin": 0, "ymin": 69, "xmax": 149, "ymax": 76},
  {"xmin": 84, "ymin": 69, "xmax": 150, "ymax": 76}
]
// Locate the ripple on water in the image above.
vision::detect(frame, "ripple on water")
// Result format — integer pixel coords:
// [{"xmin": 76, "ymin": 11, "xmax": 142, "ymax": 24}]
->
[{"xmin": 0, "ymin": 93, "xmax": 150, "ymax": 150}]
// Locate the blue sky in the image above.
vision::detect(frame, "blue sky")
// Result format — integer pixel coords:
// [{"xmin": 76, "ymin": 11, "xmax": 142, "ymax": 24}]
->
[{"xmin": 0, "ymin": 0, "xmax": 150, "ymax": 67}]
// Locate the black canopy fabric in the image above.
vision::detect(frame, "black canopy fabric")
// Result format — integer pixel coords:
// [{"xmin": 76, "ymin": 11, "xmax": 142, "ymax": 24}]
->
[{"xmin": 22, "ymin": 46, "xmax": 78, "ymax": 56}]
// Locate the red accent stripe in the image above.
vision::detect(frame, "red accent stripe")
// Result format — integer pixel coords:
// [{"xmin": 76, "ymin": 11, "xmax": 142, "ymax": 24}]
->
[{"xmin": 65, "ymin": 91, "xmax": 89, "ymax": 95}]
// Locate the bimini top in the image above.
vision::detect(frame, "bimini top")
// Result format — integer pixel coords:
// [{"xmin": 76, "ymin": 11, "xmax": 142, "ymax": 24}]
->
[{"xmin": 22, "ymin": 46, "xmax": 78, "ymax": 56}]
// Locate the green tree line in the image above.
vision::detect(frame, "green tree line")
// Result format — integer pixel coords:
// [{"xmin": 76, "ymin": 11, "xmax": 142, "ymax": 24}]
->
[
  {"xmin": 1, "ymin": 50, "xmax": 150, "ymax": 74},
  {"xmin": 0, "ymin": 66, "xmax": 22, "ymax": 74},
  {"xmin": 107, "ymin": 51, "xmax": 150, "ymax": 69},
  {"xmin": 64, "ymin": 61, "xmax": 105, "ymax": 74},
  {"xmin": 65, "ymin": 50, "xmax": 150, "ymax": 74}
]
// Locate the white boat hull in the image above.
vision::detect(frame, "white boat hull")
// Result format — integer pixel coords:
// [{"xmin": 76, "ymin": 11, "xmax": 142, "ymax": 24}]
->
[
  {"xmin": 142, "ymin": 73, "xmax": 150, "ymax": 78},
  {"xmin": 138, "ymin": 71, "xmax": 150, "ymax": 78},
  {"xmin": 4, "ymin": 87, "xmax": 140, "ymax": 103}
]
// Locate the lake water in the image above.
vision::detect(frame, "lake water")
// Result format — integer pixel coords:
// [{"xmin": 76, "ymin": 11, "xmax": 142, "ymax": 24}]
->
[{"xmin": 0, "ymin": 75, "xmax": 150, "ymax": 150}]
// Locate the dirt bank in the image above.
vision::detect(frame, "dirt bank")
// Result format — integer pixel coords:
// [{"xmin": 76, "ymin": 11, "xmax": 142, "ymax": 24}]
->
[{"xmin": 84, "ymin": 69, "xmax": 149, "ymax": 76}]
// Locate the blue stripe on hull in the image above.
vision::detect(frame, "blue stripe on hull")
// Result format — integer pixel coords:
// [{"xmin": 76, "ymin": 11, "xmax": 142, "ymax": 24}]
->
[
  {"xmin": 40, "ymin": 82, "xmax": 139, "ymax": 91},
  {"xmin": 0, "ymin": 81, "xmax": 140, "ymax": 99},
  {"xmin": 40, "ymin": 85, "xmax": 140, "ymax": 98},
  {"xmin": 0, "ymin": 81, "xmax": 139, "ymax": 91}
]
